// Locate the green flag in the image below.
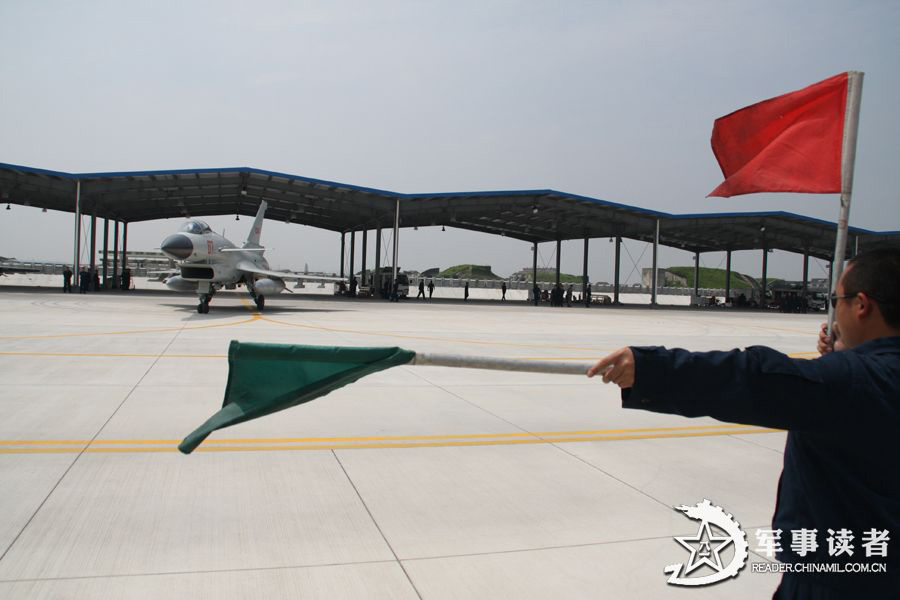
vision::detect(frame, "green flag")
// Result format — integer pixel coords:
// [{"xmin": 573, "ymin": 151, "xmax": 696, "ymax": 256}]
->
[{"xmin": 179, "ymin": 341, "xmax": 415, "ymax": 454}]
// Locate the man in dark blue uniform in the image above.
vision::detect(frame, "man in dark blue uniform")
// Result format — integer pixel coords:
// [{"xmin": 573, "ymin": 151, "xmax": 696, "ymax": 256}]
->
[
  {"xmin": 78, "ymin": 268, "xmax": 89, "ymax": 294},
  {"xmin": 588, "ymin": 249, "xmax": 900, "ymax": 598}
]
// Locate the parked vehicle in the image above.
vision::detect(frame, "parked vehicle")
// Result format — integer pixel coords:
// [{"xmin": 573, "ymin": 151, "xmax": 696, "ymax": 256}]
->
[{"xmin": 376, "ymin": 267, "xmax": 409, "ymax": 298}]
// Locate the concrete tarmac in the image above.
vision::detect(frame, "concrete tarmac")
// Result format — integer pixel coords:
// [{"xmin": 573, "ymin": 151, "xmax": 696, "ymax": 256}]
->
[{"xmin": 0, "ymin": 286, "xmax": 822, "ymax": 598}]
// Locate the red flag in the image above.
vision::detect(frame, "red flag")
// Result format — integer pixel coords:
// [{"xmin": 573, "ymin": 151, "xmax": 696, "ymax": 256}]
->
[{"xmin": 709, "ymin": 72, "xmax": 848, "ymax": 197}]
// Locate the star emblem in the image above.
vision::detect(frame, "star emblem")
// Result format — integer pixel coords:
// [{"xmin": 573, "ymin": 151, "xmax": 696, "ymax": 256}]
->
[{"xmin": 675, "ymin": 520, "xmax": 734, "ymax": 575}]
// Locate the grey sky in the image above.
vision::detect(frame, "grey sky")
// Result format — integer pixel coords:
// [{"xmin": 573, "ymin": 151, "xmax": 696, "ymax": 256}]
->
[{"xmin": 1, "ymin": 0, "xmax": 898, "ymax": 284}]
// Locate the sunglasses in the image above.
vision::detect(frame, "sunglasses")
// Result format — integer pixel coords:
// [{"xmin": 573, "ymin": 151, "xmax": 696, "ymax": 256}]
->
[
  {"xmin": 830, "ymin": 291, "xmax": 895, "ymax": 309},
  {"xmin": 830, "ymin": 293, "xmax": 857, "ymax": 308}
]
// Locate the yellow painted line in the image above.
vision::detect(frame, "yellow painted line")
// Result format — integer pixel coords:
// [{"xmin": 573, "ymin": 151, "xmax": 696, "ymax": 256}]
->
[
  {"xmin": 240, "ymin": 298, "xmax": 260, "ymax": 315},
  {"xmin": 0, "ymin": 351, "xmax": 595, "ymax": 361},
  {"xmin": 259, "ymin": 316, "xmax": 824, "ymax": 356},
  {"xmin": 516, "ymin": 351, "xmax": 816, "ymax": 361},
  {"xmin": 0, "ymin": 428, "xmax": 781, "ymax": 454},
  {"xmin": 188, "ymin": 428, "xmax": 779, "ymax": 452},
  {"xmin": 0, "ymin": 300, "xmax": 822, "ymax": 357},
  {"xmin": 259, "ymin": 315, "xmax": 617, "ymax": 353},
  {"xmin": 723, "ymin": 322, "xmax": 820, "ymax": 336},
  {"xmin": 0, "ymin": 351, "xmax": 818, "ymax": 361},
  {"xmin": 0, "ymin": 316, "xmax": 259, "ymax": 341},
  {"xmin": 0, "ymin": 424, "xmax": 754, "ymax": 446},
  {"xmin": 663, "ymin": 315, "xmax": 818, "ymax": 337},
  {"xmin": 0, "ymin": 352, "xmax": 225, "ymax": 359},
  {"xmin": 511, "ymin": 357, "xmax": 599, "ymax": 361}
]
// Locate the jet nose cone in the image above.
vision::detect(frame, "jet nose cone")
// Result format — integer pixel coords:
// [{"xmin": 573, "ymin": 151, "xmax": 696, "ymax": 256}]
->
[{"xmin": 161, "ymin": 234, "xmax": 193, "ymax": 259}]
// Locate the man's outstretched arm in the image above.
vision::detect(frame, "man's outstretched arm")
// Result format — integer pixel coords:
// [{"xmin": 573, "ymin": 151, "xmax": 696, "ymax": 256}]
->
[{"xmin": 589, "ymin": 345, "xmax": 860, "ymax": 431}]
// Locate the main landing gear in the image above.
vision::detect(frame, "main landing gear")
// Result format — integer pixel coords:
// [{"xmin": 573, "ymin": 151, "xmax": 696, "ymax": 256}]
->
[
  {"xmin": 248, "ymin": 290, "xmax": 265, "ymax": 311},
  {"xmin": 246, "ymin": 279, "xmax": 265, "ymax": 312}
]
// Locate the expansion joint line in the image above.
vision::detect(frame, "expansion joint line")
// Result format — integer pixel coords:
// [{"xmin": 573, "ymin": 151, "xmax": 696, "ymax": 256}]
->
[
  {"xmin": 330, "ymin": 451, "xmax": 424, "ymax": 600},
  {"xmin": 402, "ymin": 366, "xmax": 678, "ymax": 519},
  {"xmin": 0, "ymin": 317, "xmax": 192, "ymax": 566}
]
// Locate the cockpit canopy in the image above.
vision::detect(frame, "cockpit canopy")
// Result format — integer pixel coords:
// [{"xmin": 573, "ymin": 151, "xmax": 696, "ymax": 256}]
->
[{"xmin": 179, "ymin": 220, "xmax": 212, "ymax": 235}]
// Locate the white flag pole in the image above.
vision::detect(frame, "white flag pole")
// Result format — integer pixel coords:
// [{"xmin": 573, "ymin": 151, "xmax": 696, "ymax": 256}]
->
[
  {"xmin": 827, "ymin": 71, "xmax": 864, "ymax": 336},
  {"xmin": 412, "ymin": 352, "xmax": 598, "ymax": 376}
]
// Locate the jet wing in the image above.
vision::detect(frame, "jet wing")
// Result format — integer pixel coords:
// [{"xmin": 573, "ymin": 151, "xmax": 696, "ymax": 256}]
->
[{"xmin": 235, "ymin": 261, "xmax": 345, "ymax": 282}]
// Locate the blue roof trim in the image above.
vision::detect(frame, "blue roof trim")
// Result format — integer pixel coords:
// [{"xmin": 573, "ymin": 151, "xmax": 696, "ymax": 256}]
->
[
  {"xmin": 75, "ymin": 166, "xmax": 249, "ymax": 178},
  {"xmin": 0, "ymin": 162, "xmax": 76, "ymax": 179},
  {"xmin": 403, "ymin": 188, "xmax": 671, "ymax": 218},
  {"xmin": 547, "ymin": 190, "xmax": 671, "ymax": 218},
  {"xmin": 669, "ymin": 211, "xmax": 874, "ymax": 234},
  {"xmin": 239, "ymin": 167, "xmax": 402, "ymax": 197},
  {"xmin": 403, "ymin": 188, "xmax": 555, "ymax": 199},
  {"xmin": 0, "ymin": 163, "xmax": 402, "ymax": 197},
  {"xmin": 72, "ymin": 166, "xmax": 403, "ymax": 197}
]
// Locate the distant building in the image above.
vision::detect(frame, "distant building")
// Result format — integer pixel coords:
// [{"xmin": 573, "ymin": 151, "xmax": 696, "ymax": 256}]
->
[
  {"xmin": 510, "ymin": 267, "xmax": 556, "ymax": 282},
  {"xmin": 641, "ymin": 268, "xmax": 688, "ymax": 287}
]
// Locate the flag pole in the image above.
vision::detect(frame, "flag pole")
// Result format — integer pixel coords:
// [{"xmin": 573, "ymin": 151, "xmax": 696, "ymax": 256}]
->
[
  {"xmin": 412, "ymin": 352, "xmax": 596, "ymax": 376},
  {"xmin": 827, "ymin": 71, "xmax": 864, "ymax": 336}
]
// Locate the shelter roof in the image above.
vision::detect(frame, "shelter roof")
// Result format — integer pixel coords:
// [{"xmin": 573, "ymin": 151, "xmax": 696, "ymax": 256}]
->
[{"xmin": 2, "ymin": 162, "xmax": 898, "ymax": 260}]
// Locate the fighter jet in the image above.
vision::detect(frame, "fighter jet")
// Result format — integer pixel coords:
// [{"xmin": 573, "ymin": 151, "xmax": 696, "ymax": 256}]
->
[{"xmin": 160, "ymin": 201, "xmax": 342, "ymax": 313}]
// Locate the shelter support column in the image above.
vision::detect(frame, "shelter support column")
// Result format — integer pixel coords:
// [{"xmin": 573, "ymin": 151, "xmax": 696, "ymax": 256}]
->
[
  {"xmin": 802, "ymin": 251, "xmax": 809, "ymax": 298},
  {"xmin": 73, "ymin": 181, "xmax": 81, "ymax": 276},
  {"xmin": 761, "ymin": 247, "xmax": 769, "ymax": 307},
  {"xmin": 693, "ymin": 251, "xmax": 700, "ymax": 297},
  {"xmin": 614, "ymin": 236, "xmax": 621, "ymax": 304},
  {"xmin": 391, "ymin": 199, "xmax": 399, "ymax": 287},
  {"xmin": 725, "ymin": 250, "xmax": 732, "ymax": 303},
  {"xmin": 112, "ymin": 220, "xmax": 119, "ymax": 289},
  {"xmin": 555, "ymin": 239, "xmax": 561, "ymax": 286},
  {"xmin": 375, "ymin": 228, "xmax": 381, "ymax": 296},
  {"xmin": 122, "ymin": 223, "xmax": 128, "ymax": 276},
  {"xmin": 361, "ymin": 230, "xmax": 367, "ymax": 287},
  {"xmin": 582, "ymin": 237, "xmax": 589, "ymax": 308},
  {"xmin": 532, "ymin": 242, "xmax": 538, "ymax": 306},
  {"xmin": 340, "ymin": 233, "xmax": 345, "ymax": 279},
  {"xmin": 651, "ymin": 220, "xmax": 659, "ymax": 306},
  {"xmin": 102, "ymin": 218, "xmax": 109, "ymax": 288},
  {"xmin": 90, "ymin": 210, "xmax": 97, "ymax": 276},
  {"xmin": 349, "ymin": 231, "xmax": 356, "ymax": 286}
]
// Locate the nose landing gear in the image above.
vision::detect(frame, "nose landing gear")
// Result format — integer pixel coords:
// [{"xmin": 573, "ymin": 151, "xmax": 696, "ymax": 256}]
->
[{"xmin": 197, "ymin": 293, "xmax": 212, "ymax": 314}]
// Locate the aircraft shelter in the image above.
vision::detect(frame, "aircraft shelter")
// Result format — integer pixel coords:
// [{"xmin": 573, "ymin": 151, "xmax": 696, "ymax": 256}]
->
[{"xmin": 2, "ymin": 162, "xmax": 899, "ymax": 302}]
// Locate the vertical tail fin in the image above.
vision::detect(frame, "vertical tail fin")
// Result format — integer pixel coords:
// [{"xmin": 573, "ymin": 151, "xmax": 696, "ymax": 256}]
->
[{"xmin": 244, "ymin": 201, "xmax": 267, "ymax": 248}]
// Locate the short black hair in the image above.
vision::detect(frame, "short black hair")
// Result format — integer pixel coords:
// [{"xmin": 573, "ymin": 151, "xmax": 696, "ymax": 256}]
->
[{"xmin": 843, "ymin": 248, "xmax": 900, "ymax": 328}]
